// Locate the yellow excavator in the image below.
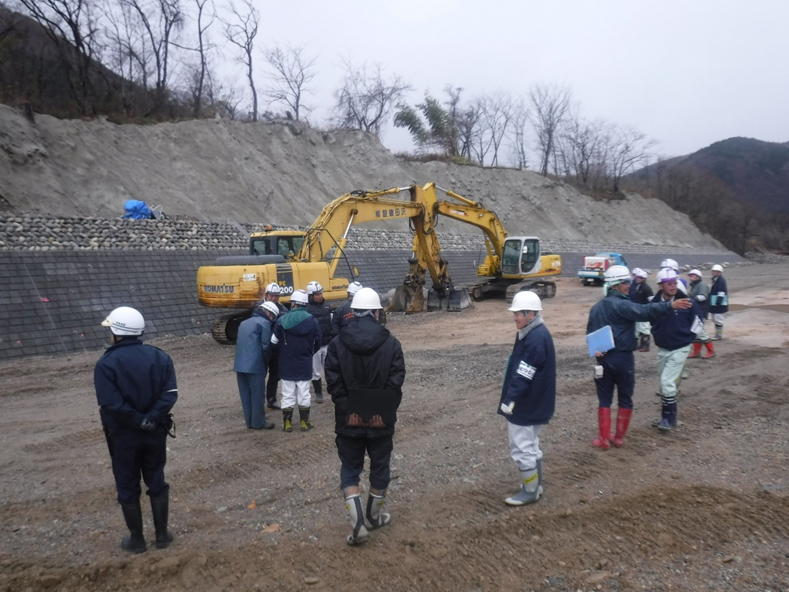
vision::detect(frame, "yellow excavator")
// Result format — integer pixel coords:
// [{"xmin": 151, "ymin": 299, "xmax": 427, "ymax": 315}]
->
[{"xmin": 196, "ymin": 182, "xmax": 561, "ymax": 343}]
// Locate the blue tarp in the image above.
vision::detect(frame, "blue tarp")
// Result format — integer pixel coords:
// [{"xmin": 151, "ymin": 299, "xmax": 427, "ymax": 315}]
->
[{"xmin": 123, "ymin": 200, "xmax": 154, "ymax": 219}]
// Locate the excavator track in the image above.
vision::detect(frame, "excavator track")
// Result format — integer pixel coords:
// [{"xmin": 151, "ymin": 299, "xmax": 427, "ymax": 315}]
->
[
  {"xmin": 505, "ymin": 281, "xmax": 557, "ymax": 303},
  {"xmin": 210, "ymin": 312, "xmax": 249, "ymax": 345}
]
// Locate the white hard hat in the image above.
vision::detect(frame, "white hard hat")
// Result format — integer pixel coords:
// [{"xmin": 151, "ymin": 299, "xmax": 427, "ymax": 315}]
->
[
  {"xmin": 604, "ymin": 265, "xmax": 631, "ymax": 284},
  {"xmin": 265, "ymin": 282, "xmax": 280, "ymax": 294},
  {"xmin": 306, "ymin": 281, "xmax": 323, "ymax": 295},
  {"xmin": 657, "ymin": 268, "xmax": 679, "ymax": 283},
  {"xmin": 688, "ymin": 269, "xmax": 702, "ymax": 278},
  {"xmin": 631, "ymin": 268, "xmax": 647, "ymax": 279},
  {"xmin": 347, "ymin": 281, "xmax": 363, "ymax": 296},
  {"xmin": 290, "ymin": 289, "xmax": 309, "ymax": 306},
  {"xmin": 101, "ymin": 306, "xmax": 145, "ymax": 336},
  {"xmin": 508, "ymin": 290, "xmax": 542, "ymax": 312},
  {"xmin": 258, "ymin": 301, "xmax": 280, "ymax": 317},
  {"xmin": 660, "ymin": 258, "xmax": 679, "ymax": 271},
  {"xmin": 711, "ymin": 264, "xmax": 723, "ymax": 273},
  {"xmin": 351, "ymin": 287, "xmax": 382, "ymax": 310}
]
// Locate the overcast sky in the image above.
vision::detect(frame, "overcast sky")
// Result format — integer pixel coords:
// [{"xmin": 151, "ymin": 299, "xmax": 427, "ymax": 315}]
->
[{"xmin": 232, "ymin": 0, "xmax": 788, "ymax": 161}]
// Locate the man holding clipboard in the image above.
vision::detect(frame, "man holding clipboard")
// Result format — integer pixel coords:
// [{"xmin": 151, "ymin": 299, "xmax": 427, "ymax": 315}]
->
[
  {"xmin": 325, "ymin": 288, "xmax": 405, "ymax": 546},
  {"xmin": 586, "ymin": 265, "xmax": 692, "ymax": 450}
]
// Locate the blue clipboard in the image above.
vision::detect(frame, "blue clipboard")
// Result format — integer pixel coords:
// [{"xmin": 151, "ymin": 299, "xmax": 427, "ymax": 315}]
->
[{"xmin": 586, "ymin": 325, "xmax": 615, "ymax": 358}]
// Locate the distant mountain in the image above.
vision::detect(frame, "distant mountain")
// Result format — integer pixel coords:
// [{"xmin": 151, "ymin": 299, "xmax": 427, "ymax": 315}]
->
[{"xmin": 633, "ymin": 137, "xmax": 789, "ymax": 213}]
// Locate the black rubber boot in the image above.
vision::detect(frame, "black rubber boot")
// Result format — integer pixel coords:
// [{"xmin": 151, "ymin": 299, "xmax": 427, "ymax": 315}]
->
[
  {"xmin": 312, "ymin": 379, "xmax": 324, "ymax": 404},
  {"xmin": 638, "ymin": 335, "xmax": 651, "ymax": 352},
  {"xmin": 120, "ymin": 502, "xmax": 147, "ymax": 553},
  {"xmin": 299, "ymin": 406, "xmax": 314, "ymax": 431},
  {"xmin": 150, "ymin": 491, "xmax": 174, "ymax": 549},
  {"xmin": 282, "ymin": 408, "xmax": 294, "ymax": 432}
]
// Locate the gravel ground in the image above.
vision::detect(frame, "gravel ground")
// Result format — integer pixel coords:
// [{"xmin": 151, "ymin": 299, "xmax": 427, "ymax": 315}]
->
[{"xmin": 1, "ymin": 264, "xmax": 788, "ymax": 592}]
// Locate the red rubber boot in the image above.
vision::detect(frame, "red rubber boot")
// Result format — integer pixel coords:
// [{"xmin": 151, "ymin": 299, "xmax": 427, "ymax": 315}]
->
[
  {"xmin": 592, "ymin": 407, "xmax": 611, "ymax": 450},
  {"xmin": 612, "ymin": 408, "xmax": 633, "ymax": 448},
  {"xmin": 702, "ymin": 341, "xmax": 715, "ymax": 359},
  {"xmin": 688, "ymin": 342, "xmax": 702, "ymax": 358}
]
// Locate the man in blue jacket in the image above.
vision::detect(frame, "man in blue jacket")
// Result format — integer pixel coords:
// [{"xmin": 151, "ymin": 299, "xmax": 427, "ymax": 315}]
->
[
  {"xmin": 271, "ymin": 289, "xmax": 322, "ymax": 432},
  {"xmin": 498, "ymin": 291, "xmax": 555, "ymax": 506},
  {"xmin": 709, "ymin": 264, "xmax": 729, "ymax": 340},
  {"xmin": 650, "ymin": 268, "xmax": 705, "ymax": 431},
  {"xmin": 587, "ymin": 266, "xmax": 692, "ymax": 450},
  {"xmin": 234, "ymin": 301, "xmax": 279, "ymax": 430},
  {"xmin": 94, "ymin": 307, "xmax": 178, "ymax": 554}
]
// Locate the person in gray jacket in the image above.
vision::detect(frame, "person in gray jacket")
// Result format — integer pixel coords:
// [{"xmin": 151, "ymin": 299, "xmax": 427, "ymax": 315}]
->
[
  {"xmin": 687, "ymin": 269, "xmax": 714, "ymax": 359},
  {"xmin": 234, "ymin": 301, "xmax": 280, "ymax": 430}
]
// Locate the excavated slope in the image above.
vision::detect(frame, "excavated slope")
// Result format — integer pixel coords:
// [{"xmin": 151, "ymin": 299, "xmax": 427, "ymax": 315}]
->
[{"xmin": 0, "ymin": 104, "xmax": 723, "ymax": 250}]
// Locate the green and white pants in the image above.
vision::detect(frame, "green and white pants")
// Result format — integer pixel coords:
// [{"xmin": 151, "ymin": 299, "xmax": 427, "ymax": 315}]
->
[{"xmin": 657, "ymin": 345, "xmax": 691, "ymax": 404}]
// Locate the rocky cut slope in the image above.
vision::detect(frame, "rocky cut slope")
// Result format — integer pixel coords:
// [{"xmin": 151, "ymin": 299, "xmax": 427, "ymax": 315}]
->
[{"xmin": 0, "ymin": 104, "xmax": 726, "ymax": 251}]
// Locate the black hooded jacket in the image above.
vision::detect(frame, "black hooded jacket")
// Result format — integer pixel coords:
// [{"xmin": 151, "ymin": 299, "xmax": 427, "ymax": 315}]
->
[{"xmin": 325, "ymin": 314, "xmax": 405, "ymax": 437}]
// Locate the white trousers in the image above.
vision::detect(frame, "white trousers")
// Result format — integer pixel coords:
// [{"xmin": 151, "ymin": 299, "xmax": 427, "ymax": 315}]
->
[
  {"xmin": 507, "ymin": 423, "xmax": 543, "ymax": 471},
  {"xmin": 695, "ymin": 318, "xmax": 711, "ymax": 342},
  {"xmin": 312, "ymin": 345, "xmax": 328, "ymax": 380},
  {"xmin": 635, "ymin": 321, "xmax": 650, "ymax": 336},
  {"xmin": 656, "ymin": 345, "xmax": 690, "ymax": 404},
  {"xmin": 712, "ymin": 313, "xmax": 725, "ymax": 327},
  {"xmin": 281, "ymin": 380, "xmax": 311, "ymax": 409}
]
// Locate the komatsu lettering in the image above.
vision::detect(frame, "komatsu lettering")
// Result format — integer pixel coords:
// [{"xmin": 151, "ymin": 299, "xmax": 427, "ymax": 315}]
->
[{"xmin": 204, "ymin": 284, "xmax": 235, "ymax": 294}]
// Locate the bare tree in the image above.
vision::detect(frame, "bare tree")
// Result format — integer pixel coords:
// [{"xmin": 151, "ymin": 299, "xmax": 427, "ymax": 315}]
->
[
  {"xmin": 558, "ymin": 115, "xmax": 611, "ymax": 187},
  {"xmin": 605, "ymin": 125, "xmax": 657, "ymax": 191},
  {"xmin": 456, "ymin": 100, "xmax": 481, "ymax": 161},
  {"xmin": 529, "ymin": 83, "xmax": 572, "ymax": 176},
  {"xmin": 508, "ymin": 97, "xmax": 530, "ymax": 169},
  {"xmin": 261, "ymin": 44, "xmax": 316, "ymax": 121},
  {"xmin": 220, "ymin": 0, "xmax": 258, "ymax": 120},
  {"xmin": 189, "ymin": 0, "xmax": 213, "ymax": 118},
  {"xmin": 479, "ymin": 92, "xmax": 512, "ymax": 166},
  {"xmin": 103, "ymin": 0, "xmax": 152, "ymax": 114},
  {"xmin": 333, "ymin": 60, "xmax": 410, "ymax": 138},
  {"xmin": 19, "ymin": 0, "xmax": 101, "ymax": 115},
  {"xmin": 119, "ymin": 0, "xmax": 183, "ymax": 115}
]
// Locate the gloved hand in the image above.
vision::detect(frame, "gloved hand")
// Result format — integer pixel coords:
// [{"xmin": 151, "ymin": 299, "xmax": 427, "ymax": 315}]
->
[
  {"xmin": 140, "ymin": 417, "xmax": 156, "ymax": 431},
  {"xmin": 500, "ymin": 401, "xmax": 515, "ymax": 415},
  {"xmin": 696, "ymin": 294, "xmax": 706, "ymax": 302}
]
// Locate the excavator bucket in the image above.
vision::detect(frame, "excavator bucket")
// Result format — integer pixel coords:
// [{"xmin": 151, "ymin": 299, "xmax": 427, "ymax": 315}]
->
[
  {"xmin": 447, "ymin": 287, "xmax": 471, "ymax": 312},
  {"xmin": 386, "ymin": 285, "xmax": 427, "ymax": 313}
]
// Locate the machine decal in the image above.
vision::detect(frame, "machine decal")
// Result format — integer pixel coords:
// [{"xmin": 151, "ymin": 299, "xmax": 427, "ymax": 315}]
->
[
  {"xmin": 243, "ymin": 273, "xmax": 256, "ymax": 282},
  {"xmin": 275, "ymin": 264, "xmax": 295, "ymax": 295},
  {"xmin": 375, "ymin": 207, "xmax": 407, "ymax": 218},
  {"xmin": 204, "ymin": 284, "xmax": 235, "ymax": 294}
]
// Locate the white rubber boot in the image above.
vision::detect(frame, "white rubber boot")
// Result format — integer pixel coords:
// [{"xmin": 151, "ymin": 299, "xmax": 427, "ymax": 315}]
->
[
  {"xmin": 365, "ymin": 492, "xmax": 392, "ymax": 530},
  {"xmin": 504, "ymin": 467, "xmax": 541, "ymax": 506},
  {"xmin": 345, "ymin": 494, "xmax": 369, "ymax": 546}
]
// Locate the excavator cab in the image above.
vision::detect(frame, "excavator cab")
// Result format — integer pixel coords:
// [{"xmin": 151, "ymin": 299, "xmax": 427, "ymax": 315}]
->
[
  {"xmin": 250, "ymin": 231, "xmax": 305, "ymax": 260},
  {"xmin": 501, "ymin": 237, "xmax": 542, "ymax": 277}
]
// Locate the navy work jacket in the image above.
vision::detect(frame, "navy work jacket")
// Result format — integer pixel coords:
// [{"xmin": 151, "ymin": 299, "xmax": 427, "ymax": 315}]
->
[
  {"xmin": 650, "ymin": 292, "xmax": 705, "ymax": 351},
  {"xmin": 587, "ymin": 290, "xmax": 672, "ymax": 353},
  {"xmin": 94, "ymin": 338, "xmax": 178, "ymax": 434}
]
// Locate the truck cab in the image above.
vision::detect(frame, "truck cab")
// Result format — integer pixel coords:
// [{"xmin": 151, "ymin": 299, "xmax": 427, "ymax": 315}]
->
[{"xmin": 578, "ymin": 252, "xmax": 628, "ymax": 285}]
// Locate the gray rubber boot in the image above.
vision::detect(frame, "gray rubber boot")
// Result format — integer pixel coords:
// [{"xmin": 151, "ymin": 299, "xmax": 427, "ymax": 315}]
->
[
  {"xmin": 345, "ymin": 494, "xmax": 369, "ymax": 546},
  {"xmin": 120, "ymin": 502, "xmax": 147, "ymax": 553},
  {"xmin": 150, "ymin": 491, "xmax": 174, "ymax": 549},
  {"xmin": 504, "ymin": 467, "xmax": 541, "ymax": 506},
  {"xmin": 312, "ymin": 379, "xmax": 324, "ymax": 403},
  {"xmin": 365, "ymin": 491, "xmax": 391, "ymax": 530},
  {"xmin": 536, "ymin": 458, "xmax": 544, "ymax": 496}
]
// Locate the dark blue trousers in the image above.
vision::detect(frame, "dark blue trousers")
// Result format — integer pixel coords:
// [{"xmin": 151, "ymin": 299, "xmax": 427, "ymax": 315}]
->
[
  {"xmin": 594, "ymin": 350, "xmax": 635, "ymax": 409},
  {"xmin": 111, "ymin": 429, "xmax": 168, "ymax": 505},
  {"xmin": 237, "ymin": 372, "xmax": 266, "ymax": 428},
  {"xmin": 336, "ymin": 434, "xmax": 393, "ymax": 491}
]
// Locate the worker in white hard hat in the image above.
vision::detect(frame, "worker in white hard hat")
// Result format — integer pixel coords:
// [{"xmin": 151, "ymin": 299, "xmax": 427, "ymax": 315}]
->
[
  {"xmin": 686, "ymin": 269, "xmax": 714, "ymax": 359},
  {"xmin": 233, "ymin": 301, "xmax": 280, "ymax": 430},
  {"xmin": 649, "ymin": 269, "xmax": 706, "ymax": 431},
  {"xmin": 263, "ymin": 283, "xmax": 289, "ymax": 411},
  {"xmin": 498, "ymin": 291, "xmax": 556, "ymax": 507},
  {"xmin": 628, "ymin": 268, "xmax": 654, "ymax": 352},
  {"xmin": 659, "ymin": 258, "xmax": 688, "ymax": 295},
  {"xmin": 94, "ymin": 307, "xmax": 178, "ymax": 554},
  {"xmin": 271, "ymin": 289, "xmax": 322, "ymax": 432},
  {"xmin": 325, "ymin": 287, "xmax": 405, "ymax": 546},
  {"xmin": 587, "ymin": 265, "xmax": 692, "ymax": 450},
  {"xmin": 332, "ymin": 281, "xmax": 364, "ymax": 336},
  {"xmin": 306, "ymin": 281, "xmax": 332, "ymax": 403},
  {"xmin": 709, "ymin": 264, "xmax": 728, "ymax": 340}
]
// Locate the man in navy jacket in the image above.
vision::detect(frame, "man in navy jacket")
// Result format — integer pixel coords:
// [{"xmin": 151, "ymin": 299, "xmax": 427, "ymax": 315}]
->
[
  {"xmin": 651, "ymin": 268, "xmax": 705, "ymax": 431},
  {"xmin": 587, "ymin": 266, "xmax": 692, "ymax": 450},
  {"xmin": 498, "ymin": 291, "xmax": 555, "ymax": 506},
  {"xmin": 272, "ymin": 289, "xmax": 322, "ymax": 432},
  {"xmin": 709, "ymin": 264, "xmax": 729, "ymax": 340},
  {"xmin": 94, "ymin": 307, "xmax": 178, "ymax": 554}
]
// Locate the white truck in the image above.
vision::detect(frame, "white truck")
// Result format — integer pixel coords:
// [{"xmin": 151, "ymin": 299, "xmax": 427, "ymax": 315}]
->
[{"xmin": 577, "ymin": 252, "xmax": 628, "ymax": 285}]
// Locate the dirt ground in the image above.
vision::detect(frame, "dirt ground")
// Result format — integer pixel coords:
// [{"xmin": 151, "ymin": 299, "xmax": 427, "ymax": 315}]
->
[{"xmin": 1, "ymin": 264, "xmax": 789, "ymax": 592}]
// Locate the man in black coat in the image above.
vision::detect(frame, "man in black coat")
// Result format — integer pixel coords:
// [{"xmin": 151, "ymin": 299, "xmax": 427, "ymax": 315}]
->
[
  {"xmin": 325, "ymin": 288, "xmax": 405, "ymax": 546},
  {"xmin": 94, "ymin": 307, "xmax": 178, "ymax": 554},
  {"xmin": 306, "ymin": 281, "xmax": 333, "ymax": 403}
]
